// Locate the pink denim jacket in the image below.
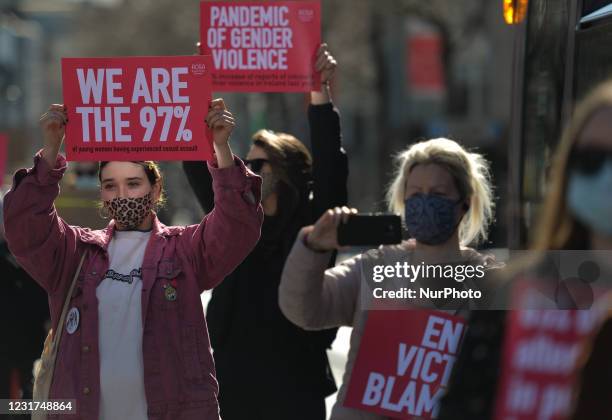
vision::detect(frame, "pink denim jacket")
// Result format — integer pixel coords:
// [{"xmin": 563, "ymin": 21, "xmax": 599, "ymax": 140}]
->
[{"xmin": 3, "ymin": 152, "xmax": 263, "ymax": 419}]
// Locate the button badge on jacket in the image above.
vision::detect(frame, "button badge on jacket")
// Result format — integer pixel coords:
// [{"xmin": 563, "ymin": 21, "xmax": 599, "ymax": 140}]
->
[
  {"xmin": 66, "ymin": 307, "xmax": 80, "ymax": 334},
  {"xmin": 163, "ymin": 279, "xmax": 178, "ymax": 301}
]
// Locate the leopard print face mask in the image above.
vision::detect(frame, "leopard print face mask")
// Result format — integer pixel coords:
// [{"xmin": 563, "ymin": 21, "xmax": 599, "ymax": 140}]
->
[{"xmin": 104, "ymin": 192, "xmax": 153, "ymax": 230}]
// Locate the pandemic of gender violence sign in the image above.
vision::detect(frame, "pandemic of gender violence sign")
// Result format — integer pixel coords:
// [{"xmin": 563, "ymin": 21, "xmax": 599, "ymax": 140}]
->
[
  {"xmin": 61, "ymin": 56, "xmax": 213, "ymax": 161},
  {"xmin": 344, "ymin": 310, "xmax": 466, "ymax": 419},
  {"xmin": 200, "ymin": 1, "xmax": 321, "ymax": 92}
]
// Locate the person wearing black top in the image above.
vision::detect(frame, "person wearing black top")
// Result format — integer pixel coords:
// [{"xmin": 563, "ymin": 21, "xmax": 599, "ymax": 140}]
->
[
  {"xmin": 182, "ymin": 44, "xmax": 348, "ymax": 420},
  {"xmin": 0, "ymin": 196, "xmax": 49, "ymax": 401}
]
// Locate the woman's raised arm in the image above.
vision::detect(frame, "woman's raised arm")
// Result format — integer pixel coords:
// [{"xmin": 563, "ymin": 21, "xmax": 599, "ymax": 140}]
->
[
  {"xmin": 3, "ymin": 104, "xmax": 83, "ymax": 297},
  {"xmin": 180, "ymin": 99, "xmax": 264, "ymax": 292}
]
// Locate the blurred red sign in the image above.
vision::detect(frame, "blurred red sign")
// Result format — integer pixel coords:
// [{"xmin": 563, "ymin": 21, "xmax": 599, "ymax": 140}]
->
[
  {"xmin": 344, "ymin": 310, "xmax": 466, "ymax": 419},
  {"xmin": 61, "ymin": 55, "xmax": 213, "ymax": 161},
  {"xmin": 200, "ymin": 1, "xmax": 321, "ymax": 92},
  {"xmin": 407, "ymin": 34, "xmax": 445, "ymax": 94},
  {"xmin": 0, "ymin": 133, "xmax": 7, "ymax": 187},
  {"xmin": 494, "ymin": 287, "xmax": 599, "ymax": 420}
]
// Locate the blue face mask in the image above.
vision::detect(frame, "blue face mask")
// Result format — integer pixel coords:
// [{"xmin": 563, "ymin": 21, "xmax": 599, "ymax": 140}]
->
[
  {"xmin": 404, "ymin": 193, "xmax": 463, "ymax": 245},
  {"xmin": 567, "ymin": 160, "xmax": 612, "ymax": 235}
]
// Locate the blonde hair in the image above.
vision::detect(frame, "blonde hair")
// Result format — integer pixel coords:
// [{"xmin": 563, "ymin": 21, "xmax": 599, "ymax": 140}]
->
[
  {"xmin": 534, "ymin": 80, "xmax": 612, "ymax": 250},
  {"xmin": 386, "ymin": 138, "xmax": 494, "ymax": 246}
]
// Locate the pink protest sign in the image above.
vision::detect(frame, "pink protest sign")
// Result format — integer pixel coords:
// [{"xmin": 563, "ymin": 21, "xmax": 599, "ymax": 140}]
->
[
  {"xmin": 0, "ymin": 133, "xmax": 7, "ymax": 187},
  {"xmin": 493, "ymin": 282, "xmax": 600, "ymax": 420},
  {"xmin": 344, "ymin": 310, "xmax": 466, "ymax": 419},
  {"xmin": 200, "ymin": 1, "xmax": 321, "ymax": 92},
  {"xmin": 407, "ymin": 34, "xmax": 445, "ymax": 95},
  {"xmin": 61, "ymin": 55, "xmax": 213, "ymax": 161}
]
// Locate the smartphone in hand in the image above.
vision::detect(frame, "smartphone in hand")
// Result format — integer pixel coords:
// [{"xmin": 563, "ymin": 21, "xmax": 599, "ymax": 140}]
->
[{"xmin": 337, "ymin": 214, "xmax": 402, "ymax": 246}]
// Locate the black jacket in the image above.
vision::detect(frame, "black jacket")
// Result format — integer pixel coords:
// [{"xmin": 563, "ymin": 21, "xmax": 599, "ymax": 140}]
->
[
  {"xmin": 0, "ymin": 242, "xmax": 49, "ymax": 398},
  {"xmin": 182, "ymin": 103, "xmax": 348, "ymax": 400}
]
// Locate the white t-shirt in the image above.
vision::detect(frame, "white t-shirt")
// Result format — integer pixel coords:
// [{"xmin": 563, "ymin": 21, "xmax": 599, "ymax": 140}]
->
[{"xmin": 96, "ymin": 230, "xmax": 151, "ymax": 420}]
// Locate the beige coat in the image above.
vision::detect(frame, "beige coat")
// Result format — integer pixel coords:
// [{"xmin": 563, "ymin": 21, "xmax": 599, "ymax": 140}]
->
[{"xmin": 279, "ymin": 229, "xmax": 498, "ymax": 420}]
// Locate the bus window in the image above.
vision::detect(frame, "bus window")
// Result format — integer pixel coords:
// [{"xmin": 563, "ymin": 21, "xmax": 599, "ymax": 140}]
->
[
  {"xmin": 576, "ymin": 2, "xmax": 612, "ymax": 100},
  {"xmin": 514, "ymin": 0, "xmax": 570, "ymax": 246}
]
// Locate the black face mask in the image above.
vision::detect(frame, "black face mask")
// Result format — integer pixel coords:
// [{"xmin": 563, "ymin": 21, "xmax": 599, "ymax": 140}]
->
[{"xmin": 404, "ymin": 193, "xmax": 463, "ymax": 245}]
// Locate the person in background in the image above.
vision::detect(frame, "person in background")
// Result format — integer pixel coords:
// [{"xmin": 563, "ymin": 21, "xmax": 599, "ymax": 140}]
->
[
  {"xmin": 182, "ymin": 44, "xmax": 347, "ymax": 420},
  {"xmin": 439, "ymin": 79, "xmax": 612, "ymax": 420},
  {"xmin": 0, "ymin": 195, "xmax": 49, "ymax": 401},
  {"xmin": 3, "ymin": 100, "xmax": 263, "ymax": 420},
  {"xmin": 279, "ymin": 138, "xmax": 500, "ymax": 419},
  {"xmin": 533, "ymin": 79, "xmax": 612, "ymax": 419}
]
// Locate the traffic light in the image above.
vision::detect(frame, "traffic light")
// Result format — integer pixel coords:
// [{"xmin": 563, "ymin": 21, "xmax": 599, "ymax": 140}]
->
[{"xmin": 503, "ymin": 0, "xmax": 528, "ymax": 24}]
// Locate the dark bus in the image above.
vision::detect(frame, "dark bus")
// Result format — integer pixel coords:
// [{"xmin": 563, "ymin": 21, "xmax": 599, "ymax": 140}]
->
[{"xmin": 507, "ymin": 0, "xmax": 612, "ymax": 247}]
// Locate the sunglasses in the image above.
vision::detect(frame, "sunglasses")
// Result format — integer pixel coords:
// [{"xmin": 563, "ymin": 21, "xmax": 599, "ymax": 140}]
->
[
  {"xmin": 569, "ymin": 148, "xmax": 612, "ymax": 175},
  {"xmin": 244, "ymin": 158, "xmax": 269, "ymax": 173}
]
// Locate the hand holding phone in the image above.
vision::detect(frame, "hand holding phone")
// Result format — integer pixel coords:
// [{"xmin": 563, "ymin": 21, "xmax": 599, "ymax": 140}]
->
[
  {"xmin": 337, "ymin": 214, "xmax": 402, "ymax": 246},
  {"xmin": 304, "ymin": 208, "xmax": 402, "ymax": 251},
  {"xmin": 304, "ymin": 207, "xmax": 356, "ymax": 251}
]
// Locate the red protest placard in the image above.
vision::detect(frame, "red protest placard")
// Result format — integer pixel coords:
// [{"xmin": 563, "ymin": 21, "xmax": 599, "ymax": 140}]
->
[
  {"xmin": 200, "ymin": 1, "xmax": 321, "ymax": 92},
  {"xmin": 493, "ymin": 286, "xmax": 599, "ymax": 420},
  {"xmin": 0, "ymin": 133, "xmax": 7, "ymax": 187},
  {"xmin": 344, "ymin": 310, "xmax": 466, "ymax": 419},
  {"xmin": 407, "ymin": 33, "xmax": 445, "ymax": 95},
  {"xmin": 61, "ymin": 56, "xmax": 213, "ymax": 161}
]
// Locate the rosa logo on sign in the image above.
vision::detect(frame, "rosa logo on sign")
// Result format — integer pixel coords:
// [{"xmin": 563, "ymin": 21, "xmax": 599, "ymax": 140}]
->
[
  {"xmin": 297, "ymin": 8, "xmax": 315, "ymax": 23},
  {"xmin": 191, "ymin": 63, "xmax": 207, "ymax": 77}
]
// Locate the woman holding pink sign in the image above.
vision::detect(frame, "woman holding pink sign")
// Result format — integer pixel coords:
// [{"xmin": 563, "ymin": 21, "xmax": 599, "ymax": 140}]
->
[
  {"xmin": 2, "ymin": 100, "xmax": 263, "ymax": 419},
  {"xmin": 183, "ymin": 43, "xmax": 345, "ymax": 420},
  {"xmin": 279, "ymin": 138, "xmax": 500, "ymax": 419}
]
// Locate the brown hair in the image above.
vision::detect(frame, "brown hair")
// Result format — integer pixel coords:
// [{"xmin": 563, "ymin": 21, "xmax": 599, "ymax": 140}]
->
[
  {"xmin": 250, "ymin": 129, "xmax": 313, "ymax": 253},
  {"xmin": 98, "ymin": 161, "xmax": 166, "ymax": 207},
  {"xmin": 533, "ymin": 81, "xmax": 612, "ymax": 250},
  {"xmin": 251, "ymin": 129, "xmax": 313, "ymax": 189}
]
